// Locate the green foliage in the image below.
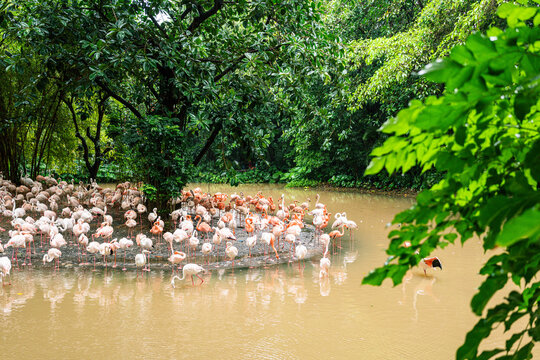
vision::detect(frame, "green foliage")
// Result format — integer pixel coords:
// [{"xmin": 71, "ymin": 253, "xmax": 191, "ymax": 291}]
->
[
  {"xmin": 5, "ymin": 0, "xmax": 343, "ymax": 198},
  {"xmin": 139, "ymin": 183, "xmax": 157, "ymax": 202},
  {"xmin": 364, "ymin": 4, "xmax": 540, "ymax": 359}
]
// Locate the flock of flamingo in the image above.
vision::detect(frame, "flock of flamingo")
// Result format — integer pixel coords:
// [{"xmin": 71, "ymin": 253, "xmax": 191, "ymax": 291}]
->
[{"xmin": 0, "ymin": 175, "xmax": 362, "ymax": 287}]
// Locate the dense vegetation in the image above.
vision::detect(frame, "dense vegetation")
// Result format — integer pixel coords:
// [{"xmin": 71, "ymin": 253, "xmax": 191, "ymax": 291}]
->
[
  {"xmin": 1, "ymin": 0, "xmax": 539, "ymax": 358},
  {"xmin": 1, "ymin": 0, "xmax": 505, "ymax": 193},
  {"xmin": 364, "ymin": 3, "xmax": 540, "ymax": 358}
]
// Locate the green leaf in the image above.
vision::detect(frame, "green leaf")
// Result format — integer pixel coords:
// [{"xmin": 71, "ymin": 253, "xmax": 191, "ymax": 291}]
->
[
  {"xmin": 514, "ymin": 90, "xmax": 536, "ymax": 120},
  {"xmin": 525, "ymin": 139, "xmax": 540, "ymax": 182},
  {"xmin": 457, "ymin": 319, "xmax": 492, "ymax": 360},
  {"xmin": 496, "ymin": 208, "xmax": 540, "ymax": 247},
  {"xmin": 364, "ymin": 157, "xmax": 385, "ymax": 175},
  {"xmin": 471, "ymin": 274, "xmax": 507, "ymax": 315},
  {"xmin": 362, "ymin": 268, "xmax": 388, "ymax": 286}
]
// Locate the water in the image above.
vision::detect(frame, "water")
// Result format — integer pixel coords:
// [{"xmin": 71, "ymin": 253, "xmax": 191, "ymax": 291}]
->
[{"xmin": 0, "ymin": 184, "xmax": 531, "ymax": 358}]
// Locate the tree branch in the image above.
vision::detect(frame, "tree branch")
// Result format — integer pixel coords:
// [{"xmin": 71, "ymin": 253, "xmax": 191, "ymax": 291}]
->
[
  {"xmin": 64, "ymin": 98, "xmax": 91, "ymax": 171},
  {"xmin": 95, "ymin": 79, "xmax": 142, "ymax": 119},
  {"xmin": 193, "ymin": 122, "xmax": 222, "ymax": 165},
  {"xmin": 187, "ymin": 0, "xmax": 223, "ymax": 33},
  {"xmin": 146, "ymin": 7, "xmax": 169, "ymax": 39}
]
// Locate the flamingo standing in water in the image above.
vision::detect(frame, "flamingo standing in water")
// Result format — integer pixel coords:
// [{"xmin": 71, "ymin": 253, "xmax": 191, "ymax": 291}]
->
[
  {"xmin": 135, "ymin": 250, "xmax": 150, "ymax": 278},
  {"xmin": 43, "ymin": 248, "xmax": 62, "ymax": 271},
  {"xmin": 420, "ymin": 257, "xmax": 443, "ymax": 276},
  {"xmin": 0, "ymin": 257, "xmax": 12, "ymax": 285},
  {"xmin": 295, "ymin": 242, "xmax": 308, "ymax": 271},
  {"xmin": 78, "ymin": 234, "xmax": 89, "ymax": 264},
  {"xmin": 5, "ymin": 234, "xmax": 25, "ymax": 269},
  {"xmin": 201, "ymin": 242, "xmax": 213, "ymax": 264},
  {"xmin": 225, "ymin": 241, "xmax": 238, "ymax": 268},
  {"xmin": 328, "ymin": 225, "xmax": 346, "ymax": 253},
  {"xmin": 319, "ymin": 257, "xmax": 331, "ymax": 278},
  {"xmin": 118, "ymin": 237, "xmax": 134, "ymax": 270},
  {"xmin": 168, "ymin": 251, "xmax": 186, "ymax": 274},
  {"xmin": 319, "ymin": 233, "xmax": 330, "ymax": 257},
  {"xmin": 246, "ymin": 235, "xmax": 257, "ymax": 257},
  {"xmin": 261, "ymin": 232, "xmax": 279, "ymax": 260},
  {"xmin": 171, "ymin": 263, "xmax": 205, "ymax": 287},
  {"xmin": 138, "ymin": 235, "xmax": 153, "ymax": 271},
  {"xmin": 86, "ymin": 241, "xmax": 101, "ymax": 271}
]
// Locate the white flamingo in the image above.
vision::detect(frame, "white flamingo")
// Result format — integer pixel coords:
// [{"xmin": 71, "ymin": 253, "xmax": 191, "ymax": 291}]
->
[
  {"xmin": 225, "ymin": 241, "xmax": 238, "ymax": 269},
  {"xmin": 118, "ymin": 237, "xmax": 134, "ymax": 270},
  {"xmin": 135, "ymin": 250, "xmax": 150, "ymax": 278},
  {"xmin": 319, "ymin": 257, "xmax": 331, "ymax": 278},
  {"xmin": 43, "ymin": 248, "xmax": 62, "ymax": 271},
  {"xmin": 295, "ymin": 243, "xmax": 308, "ymax": 271},
  {"xmin": 201, "ymin": 242, "xmax": 213, "ymax": 264},
  {"xmin": 246, "ymin": 235, "xmax": 257, "ymax": 257},
  {"xmin": 168, "ymin": 251, "xmax": 186, "ymax": 274},
  {"xmin": 171, "ymin": 263, "xmax": 205, "ymax": 287},
  {"xmin": 0, "ymin": 257, "xmax": 12, "ymax": 285}
]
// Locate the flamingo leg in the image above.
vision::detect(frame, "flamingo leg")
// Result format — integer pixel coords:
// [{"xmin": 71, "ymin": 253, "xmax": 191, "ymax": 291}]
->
[
  {"xmin": 196, "ymin": 274, "xmax": 204, "ymax": 285},
  {"xmin": 191, "ymin": 275, "xmax": 194, "ymax": 285}
]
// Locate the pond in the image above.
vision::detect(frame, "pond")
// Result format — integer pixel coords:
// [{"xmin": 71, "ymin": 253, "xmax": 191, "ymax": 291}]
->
[{"xmin": 0, "ymin": 184, "xmax": 529, "ymax": 359}]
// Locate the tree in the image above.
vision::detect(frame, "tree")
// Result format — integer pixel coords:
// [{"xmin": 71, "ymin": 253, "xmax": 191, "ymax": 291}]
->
[
  {"xmin": 63, "ymin": 92, "xmax": 112, "ymax": 181},
  {"xmin": 363, "ymin": 3, "xmax": 540, "ymax": 358},
  {"xmin": 5, "ymin": 0, "xmax": 341, "ymax": 203}
]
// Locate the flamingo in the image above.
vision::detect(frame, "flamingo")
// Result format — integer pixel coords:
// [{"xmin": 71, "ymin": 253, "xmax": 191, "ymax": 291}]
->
[
  {"xmin": 135, "ymin": 250, "xmax": 150, "ymax": 278},
  {"xmin": 99, "ymin": 242, "xmax": 113, "ymax": 267},
  {"xmin": 150, "ymin": 219, "xmax": 164, "ymax": 245},
  {"xmin": 171, "ymin": 263, "xmax": 205, "ymax": 287},
  {"xmin": 261, "ymin": 232, "xmax": 280, "ymax": 260},
  {"xmin": 319, "ymin": 256, "xmax": 331, "ymax": 278},
  {"xmin": 0, "ymin": 257, "xmax": 12, "ymax": 285},
  {"xmin": 168, "ymin": 251, "xmax": 186, "ymax": 274},
  {"xmin": 180, "ymin": 215, "xmax": 194, "ymax": 235},
  {"xmin": 320, "ymin": 233, "xmax": 330, "ymax": 256},
  {"xmin": 188, "ymin": 232, "xmax": 199, "ymax": 259},
  {"xmin": 328, "ymin": 225, "xmax": 346, "ymax": 252},
  {"xmin": 138, "ymin": 235, "xmax": 153, "ymax": 271},
  {"xmin": 148, "ymin": 208, "xmax": 157, "ymax": 226},
  {"xmin": 421, "ymin": 257, "xmax": 442, "ymax": 276},
  {"xmin": 284, "ymin": 233, "xmax": 296, "ymax": 254},
  {"xmin": 295, "ymin": 243, "xmax": 308, "ymax": 271},
  {"xmin": 5, "ymin": 235, "xmax": 25, "ymax": 269},
  {"xmin": 225, "ymin": 241, "xmax": 238, "ymax": 268},
  {"xmin": 163, "ymin": 232, "xmax": 174, "ymax": 254},
  {"xmin": 246, "ymin": 235, "xmax": 257, "ymax": 257},
  {"xmin": 136, "ymin": 203, "xmax": 147, "ymax": 231},
  {"xmin": 195, "ymin": 215, "xmax": 213, "ymax": 240},
  {"xmin": 201, "ymin": 242, "xmax": 213, "ymax": 264},
  {"xmin": 118, "ymin": 237, "xmax": 134, "ymax": 270},
  {"xmin": 86, "ymin": 241, "xmax": 101, "ymax": 271},
  {"xmin": 125, "ymin": 218, "xmax": 137, "ymax": 239},
  {"xmin": 78, "ymin": 234, "xmax": 89, "ymax": 264},
  {"xmin": 331, "ymin": 213, "xmax": 346, "ymax": 229},
  {"xmin": 50, "ymin": 233, "xmax": 67, "ymax": 249},
  {"xmin": 43, "ymin": 248, "xmax": 62, "ymax": 271}
]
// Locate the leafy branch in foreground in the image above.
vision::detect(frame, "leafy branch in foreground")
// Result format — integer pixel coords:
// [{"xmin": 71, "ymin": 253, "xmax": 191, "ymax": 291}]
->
[{"xmin": 363, "ymin": 3, "xmax": 540, "ymax": 359}]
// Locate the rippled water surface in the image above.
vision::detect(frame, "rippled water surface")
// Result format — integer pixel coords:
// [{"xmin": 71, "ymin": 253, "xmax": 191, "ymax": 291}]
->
[{"xmin": 0, "ymin": 184, "xmax": 532, "ymax": 359}]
